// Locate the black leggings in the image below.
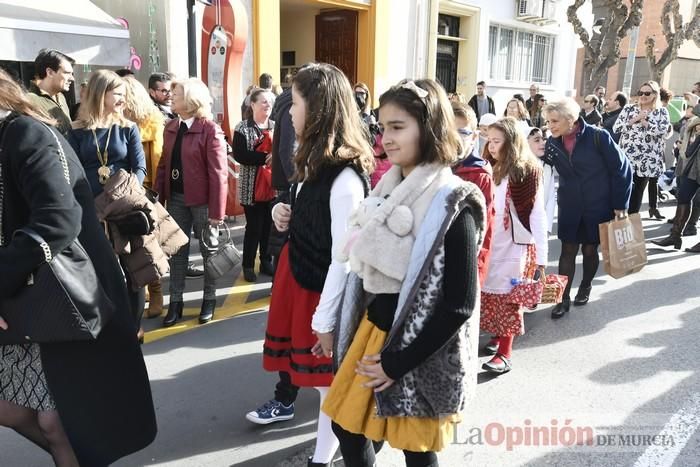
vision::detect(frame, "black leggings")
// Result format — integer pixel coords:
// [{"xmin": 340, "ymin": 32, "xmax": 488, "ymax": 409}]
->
[
  {"xmin": 558, "ymin": 242, "xmax": 599, "ymax": 299},
  {"xmin": 332, "ymin": 421, "xmax": 438, "ymax": 467},
  {"xmin": 242, "ymin": 202, "xmax": 272, "ymax": 268},
  {"xmin": 629, "ymin": 175, "xmax": 659, "ymax": 214}
]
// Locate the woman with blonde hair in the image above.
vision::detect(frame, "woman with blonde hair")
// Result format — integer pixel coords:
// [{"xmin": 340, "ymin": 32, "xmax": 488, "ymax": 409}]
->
[
  {"xmin": 544, "ymin": 98, "xmax": 631, "ymax": 318},
  {"xmin": 68, "ymin": 69, "xmax": 147, "ymax": 339},
  {"xmin": 154, "ymin": 78, "xmax": 228, "ymax": 327},
  {"xmin": 122, "ymin": 74, "xmax": 167, "ymax": 319},
  {"xmin": 479, "ymin": 117, "xmax": 547, "ymax": 374},
  {"xmin": 613, "ymin": 80, "xmax": 671, "ymax": 217}
]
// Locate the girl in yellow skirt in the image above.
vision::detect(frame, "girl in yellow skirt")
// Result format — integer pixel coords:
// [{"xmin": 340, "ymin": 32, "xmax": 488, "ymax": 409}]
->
[{"xmin": 314, "ymin": 79, "xmax": 486, "ymax": 467}]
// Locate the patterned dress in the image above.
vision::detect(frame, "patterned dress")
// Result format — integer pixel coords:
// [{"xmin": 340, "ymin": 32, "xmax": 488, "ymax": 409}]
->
[
  {"xmin": 0, "ymin": 344, "xmax": 55, "ymax": 410},
  {"xmin": 613, "ymin": 105, "xmax": 671, "ymax": 178},
  {"xmin": 480, "ymin": 178, "xmax": 547, "ymax": 337}
]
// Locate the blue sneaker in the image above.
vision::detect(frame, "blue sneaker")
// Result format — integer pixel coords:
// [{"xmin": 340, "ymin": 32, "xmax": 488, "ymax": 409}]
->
[{"xmin": 245, "ymin": 399, "xmax": 294, "ymax": 425}]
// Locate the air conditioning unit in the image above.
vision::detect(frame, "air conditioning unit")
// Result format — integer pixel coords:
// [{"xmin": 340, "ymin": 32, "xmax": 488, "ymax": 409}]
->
[{"xmin": 515, "ymin": 0, "xmax": 558, "ymax": 26}]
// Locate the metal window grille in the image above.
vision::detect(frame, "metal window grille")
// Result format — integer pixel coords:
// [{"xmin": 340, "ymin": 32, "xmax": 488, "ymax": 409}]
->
[{"xmin": 488, "ymin": 24, "xmax": 554, "ymax": 84}]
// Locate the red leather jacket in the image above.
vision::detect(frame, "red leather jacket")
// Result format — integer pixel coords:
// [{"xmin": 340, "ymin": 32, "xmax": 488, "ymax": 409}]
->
[{"xmin": 155, "ymin": 118, "xmax": 228, "ymax": 220}]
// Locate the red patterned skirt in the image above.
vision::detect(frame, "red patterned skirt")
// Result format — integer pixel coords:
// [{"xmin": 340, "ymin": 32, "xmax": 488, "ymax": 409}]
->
[
  {"xmin": 262, "ymin": 244, "xmax": 334, "ymax": 387},
  {"xmin": 480, "ymin": 293, "xmax": 524, "ymax": 337}
]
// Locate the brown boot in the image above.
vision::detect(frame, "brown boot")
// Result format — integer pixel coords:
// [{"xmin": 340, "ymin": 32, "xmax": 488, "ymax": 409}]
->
[
  {"xmin": 652, "ymin": 204, "xmax": 690, "ymax": 250},
  {"xmin": 145, "ymin": 280, "xmax": 164, "ymax": 318}
]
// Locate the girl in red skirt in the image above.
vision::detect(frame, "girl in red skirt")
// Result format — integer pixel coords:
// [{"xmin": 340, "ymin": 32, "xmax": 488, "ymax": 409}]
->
[
  {"xmin": 480, "ymin": 117, "xmax": 548, "ymax": 374},
  {"xmin": 246, "ymin": 63, "xmax": 374, "ymax": 467}
]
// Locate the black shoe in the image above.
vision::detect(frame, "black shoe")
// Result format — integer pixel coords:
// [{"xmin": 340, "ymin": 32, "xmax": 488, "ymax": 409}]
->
[
  {"xmin": 186, "ymin": 262, "xmax": 204, "ymax": 278},
  {"xmin": 649, "ymin": 208, "xmax": 665, "ymax": 220},
  {"xmin": 243, "ymin": 267, "xmax": 257, "ymax": 282},
  {"xmin": 163, "ymin": 301, "xmax": 184, "ymax": 327},
  {"xmin": 573, "ymin": 286, "xmax": 592, "ymax": 306},
  {"xmin": 482, "ymin": 353, "xmax": 512, "ymax": 374},
  {"xmin": 483, "ymin": 340, "xmax": 499, "ymax": 356},
  {"xmin": 199, "ymin": 299, "xmax": 216, "ymax": 324},
  {"xmin": 259, "ymin": 259, "xmax": 275, "ymax": 276},
  {"xmin": 307, "ymin": 457, "xmax": 331, "ymax": 467},
  {"xmin": 683, "ymin": 225, "xmax": 697, "ymax": 237},
  {"xmin": 551, "ymin": 298, "xmax": 571, "ymax": 319}
]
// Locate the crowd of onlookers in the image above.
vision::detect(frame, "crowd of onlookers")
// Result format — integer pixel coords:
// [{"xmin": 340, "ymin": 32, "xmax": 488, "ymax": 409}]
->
[{"xmin": 1, "ymin": 44, "xmax": 699, "ymax": 467}]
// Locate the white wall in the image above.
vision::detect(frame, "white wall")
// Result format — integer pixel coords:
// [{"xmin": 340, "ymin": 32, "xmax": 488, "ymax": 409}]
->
[
  {"xmin": 379, "ymin": 0, "xmax": 420, "ymax": 94},
  {"xmin": 425, "ymin": 0, "xmax": 578, "ymax": 114}
]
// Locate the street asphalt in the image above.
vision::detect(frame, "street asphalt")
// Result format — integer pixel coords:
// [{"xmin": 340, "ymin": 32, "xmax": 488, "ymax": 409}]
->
[{"xmin": 1, "ymin": 199, "xmax": 699, "ymax": 467}]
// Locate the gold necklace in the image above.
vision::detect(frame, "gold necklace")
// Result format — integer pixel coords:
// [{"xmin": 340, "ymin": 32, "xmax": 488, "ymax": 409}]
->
[{"xmin": 92, "ymin": 125, "xmax": 113, "ymax": 184}]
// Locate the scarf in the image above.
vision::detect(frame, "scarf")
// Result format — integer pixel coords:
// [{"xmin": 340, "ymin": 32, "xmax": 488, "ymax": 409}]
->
[
  {"xmin": 347, "ymin": 163, "xmax": 456, "ymax": 294},
  {"xmin": 504, "ymin": 165, "xmax": 541, "ymax": 232}
]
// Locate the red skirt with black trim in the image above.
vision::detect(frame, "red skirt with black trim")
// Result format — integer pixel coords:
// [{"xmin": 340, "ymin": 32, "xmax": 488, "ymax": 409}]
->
[{"xmin": 262, "ymin": 244, "xmax": 334, "ymax": 387}]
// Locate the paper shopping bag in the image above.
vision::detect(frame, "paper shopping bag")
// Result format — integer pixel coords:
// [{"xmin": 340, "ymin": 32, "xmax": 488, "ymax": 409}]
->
[{"xmin": 599, "ymin": 213, "xmax": 647, "ymax": 279}]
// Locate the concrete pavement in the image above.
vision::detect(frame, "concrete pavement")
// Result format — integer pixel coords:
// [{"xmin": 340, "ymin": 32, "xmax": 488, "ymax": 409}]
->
[{"xmin": 1, "ymin": 204, "xmax": 699, "ymax": 466}]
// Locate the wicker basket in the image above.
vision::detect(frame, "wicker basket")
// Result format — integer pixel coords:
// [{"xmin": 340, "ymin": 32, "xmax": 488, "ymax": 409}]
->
[{"xmin": 540, "ymin": 274, "xmax": 569, "ymax": 304}]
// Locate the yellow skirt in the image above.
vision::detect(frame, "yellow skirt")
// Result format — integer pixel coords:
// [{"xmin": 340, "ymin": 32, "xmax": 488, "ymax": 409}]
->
[{"xmin": 322, "ymin": 316, "xmax": 459, "ymax": 452}]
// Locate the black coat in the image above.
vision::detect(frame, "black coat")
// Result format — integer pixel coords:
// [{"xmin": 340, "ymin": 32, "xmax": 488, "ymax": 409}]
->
[
  {"xmin": 468, "ymin": 94, "xmax": 495, "ymax": 122},
  {"xmin": 0, "ymin": 115, "xmax": 157, "ymax": 465},
  {"xmin": 601, "ymin": 108, "xmax": 623, "ymax": 143},
  {"xmin": 270, "ymin": 88, "xmax": 295, "ymax": 191}
]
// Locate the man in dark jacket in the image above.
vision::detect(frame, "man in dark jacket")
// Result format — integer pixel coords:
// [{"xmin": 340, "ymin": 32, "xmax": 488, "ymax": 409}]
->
[
  {"xmin": 601, "ymin": 91, "xmax": 627, "ymax": 143},
  {"xmin": 27, "ymin": 49, "xmax": 74, "ymax": 136},
  {"xmin": 468, "ymin": 81, "xmax": 495, "ymax": 122},
  {"xmin": 270, "ymin": 87, "xmax": 296, "ymax": 192},
  {"xmin": 580, "ymin": 95, "xmax": 602, "ymax": 126},
  {"xmin": 148, "ymin": 72, "xmax": 176, "ymax": 121}
]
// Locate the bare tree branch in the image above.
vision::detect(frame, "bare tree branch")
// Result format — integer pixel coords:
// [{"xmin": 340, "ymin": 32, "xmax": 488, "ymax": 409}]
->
[
  {"xmin": 568, "ymin": 0, "xmax": 644, "ymax": 95},
  {"xmin": 646, "ymin": 0, "xmax": 699, "ymax": 82}
]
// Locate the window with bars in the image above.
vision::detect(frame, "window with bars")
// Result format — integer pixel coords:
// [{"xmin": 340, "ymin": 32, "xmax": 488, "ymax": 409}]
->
[{"xmin": 488, "ymin": 24, "xmax": 555, "ymax": 84}]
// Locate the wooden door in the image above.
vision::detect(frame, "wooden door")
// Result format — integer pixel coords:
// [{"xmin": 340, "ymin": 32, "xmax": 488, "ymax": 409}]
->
[{"xmin": 315, "ymin": 9, "xmax": 358, "ymax": 84}]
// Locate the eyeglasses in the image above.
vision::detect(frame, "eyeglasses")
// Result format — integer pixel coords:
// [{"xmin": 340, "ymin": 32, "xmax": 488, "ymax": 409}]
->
[{"xmin": 637, "ymin": 91, "xmax": 654, "ymax": 97}]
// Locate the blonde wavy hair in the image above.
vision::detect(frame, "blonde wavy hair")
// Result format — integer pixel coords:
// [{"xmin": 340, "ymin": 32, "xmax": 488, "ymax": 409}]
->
[
  {"xmin": 75, "ymin": 69, "xmax": 131, "ymax": 129},
  {"xmin": 122, "ymin": 75, "xmax": 164, "ymax": 127},
  {"xmin": 173, "ymin": 78, "xmax": 213, "ymax": 120}
]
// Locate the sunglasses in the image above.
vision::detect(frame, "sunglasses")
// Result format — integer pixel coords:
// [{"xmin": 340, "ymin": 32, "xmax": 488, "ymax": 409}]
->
[
  {"xmin": 584, "ymin": 100, "xmax": 592, "ymax": 103},
  {"xmin": 637, "ymin": 91, "xmax": 654, "ymax": 97},
  {"xmin": 457, "ymin": 128, "xmax": 473, "ymax": 136}
]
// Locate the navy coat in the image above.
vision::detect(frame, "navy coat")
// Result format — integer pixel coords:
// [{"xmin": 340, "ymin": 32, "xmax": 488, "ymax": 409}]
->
[{"xmin": 545, "ymin": 117, "xmax": 633, "ymax": 243}]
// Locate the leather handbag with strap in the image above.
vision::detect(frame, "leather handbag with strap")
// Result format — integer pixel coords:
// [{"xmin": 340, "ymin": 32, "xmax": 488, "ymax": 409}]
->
[
  {"xmin": 0, "ymin": 117, "xmax": 115, "ymax": 344},
  {"xmin": 201, "ymin": 223, "xmax": 242, "ymax": 281}
]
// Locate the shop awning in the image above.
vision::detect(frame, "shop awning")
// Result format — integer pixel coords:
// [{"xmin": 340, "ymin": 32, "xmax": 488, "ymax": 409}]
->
[{"xmin": 0, "ymin": 0, "xmax": 130, "ymax": 66}]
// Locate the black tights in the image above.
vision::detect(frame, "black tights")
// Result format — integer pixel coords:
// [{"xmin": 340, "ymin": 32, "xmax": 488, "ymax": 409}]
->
[
  {"xmin": 332, "ymin": 421, "xmax": 438, "ymax": 467},
  {"xmin": 558, "ymin": 242, "xmax": 599, "ymax": 299}
]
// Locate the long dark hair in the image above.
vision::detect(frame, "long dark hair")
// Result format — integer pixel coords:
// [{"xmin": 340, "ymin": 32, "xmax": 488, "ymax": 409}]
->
[{"xmin": 291, "ymin": 63, "xmax": 374, "ymax": 182}]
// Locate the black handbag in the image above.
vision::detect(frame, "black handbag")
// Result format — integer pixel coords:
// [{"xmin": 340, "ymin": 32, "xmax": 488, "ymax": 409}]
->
[
  {"xmin": 0, "ymin": 120, "xmax": 115, "ymax": 344},
  {"xmin": 201, "ymin": 223, "xmax": 241, "ymax": 281}
]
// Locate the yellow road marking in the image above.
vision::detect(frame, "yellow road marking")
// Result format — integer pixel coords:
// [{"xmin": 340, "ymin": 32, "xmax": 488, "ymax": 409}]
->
[{"xmin": 143, "ymin": 263, "xmax": 271, "ymax": 344}]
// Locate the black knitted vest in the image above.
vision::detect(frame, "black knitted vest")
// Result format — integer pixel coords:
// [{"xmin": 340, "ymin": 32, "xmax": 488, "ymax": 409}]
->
[{"xmin": 288, "ymin": 163, "xmax": 369, "ymax": 292}]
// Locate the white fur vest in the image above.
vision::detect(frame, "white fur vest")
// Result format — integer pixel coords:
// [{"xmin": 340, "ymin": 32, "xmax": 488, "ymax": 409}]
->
[{"xmin": 334, "ymin": 174, "xmax": 486, "ymax": 418}]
